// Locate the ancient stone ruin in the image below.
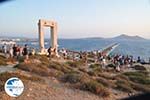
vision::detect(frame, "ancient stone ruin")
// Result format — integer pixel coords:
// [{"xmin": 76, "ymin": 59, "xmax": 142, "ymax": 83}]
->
[{"xmin": 38, "ymin": 19, "xmax": 58, "ymax": 56}]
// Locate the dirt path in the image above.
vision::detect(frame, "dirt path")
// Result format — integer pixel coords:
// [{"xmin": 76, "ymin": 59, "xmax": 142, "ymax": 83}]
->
[{"xmin": 0, "ymin": 64, "xmax": 16, "ymax": 74}]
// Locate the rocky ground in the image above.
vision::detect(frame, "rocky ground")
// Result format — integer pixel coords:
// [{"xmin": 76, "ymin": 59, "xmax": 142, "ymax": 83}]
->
[
  {"xmin": 0, "ymin": 70, "xmax": 130, "ymax": 100},
  {"xmin": 0, "ymin": 72, "xmax": 101, "ymax": 100},
  {"xmin": 0, "ymin": 55, "xmax": 150, "ymax": 100}
]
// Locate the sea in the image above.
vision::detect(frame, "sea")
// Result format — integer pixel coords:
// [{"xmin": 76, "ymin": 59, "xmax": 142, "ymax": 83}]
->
[{"xmin": 16, "ymin": 38, "xmax": 150, "ymax": 61}]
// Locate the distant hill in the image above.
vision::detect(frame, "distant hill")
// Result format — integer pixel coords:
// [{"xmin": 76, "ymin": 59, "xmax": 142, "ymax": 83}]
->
[
  {"xmin": 79, "ymin": 34, "xmax": 146, "ymax": 41},
  {"xmin": 0, "ymin": 34, "xmax": 147, "ymax": 41},
  {"xmin": 111, "ymin": 34, "xmax": 146, "ymax": 41},
  {"xmin": 83, "ymin": 37, "xmax": 104, "ymax": 40}
]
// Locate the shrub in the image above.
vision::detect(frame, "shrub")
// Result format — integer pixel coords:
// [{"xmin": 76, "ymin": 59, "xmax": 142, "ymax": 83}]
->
[
  {"xmin": 48, "ymin": 61, "xmax": 62, "ymax": 70},
  {"xmin": 48, "ymin": 61, "xmax": 73, "ymax": 73},
  {"xmin": 98, "ymin": 73, "xmax": 114, "ymax": 80},
  {"xmin": 123, "ymin": 72, "xmax": 150, "ymax": 85},
  {"xmin": 93, "ymin": 67, "xmax": 103, "ymax": 73},
  {"xmin": 133, "ymin": 65, "xmax": 146, "ymax": 71},
  {"xmin": 0, "ymin": 72, "xmax": 44, "ymax": 91},
  {"xmin": 18, "ymin": 56, "xmax": 24, "ymax": 63},
  {"xmin": 89, "ymin": 63, "xmax": 101, "ymax": 69},
  {"xmin": 15, "ymin": 62, "xmax": 51, "ymax": 76},
  {"xmin": 106, "ymin": 63, "xmax": 116, "ymax": 69},
  {"xmin": 88, "ymin": 63, "xmax": 103, "ymax": 76},
  {"xmin": 62, "ymin": 73, "xmax": 82, "ymax": 83},
  {"xmin": 54, "ymin": 71, "xmax": 64, "ymax": 78},
  {"xmin": 115, "ymin": 80, "xmax": 134, "ymax": 93},
  {"xmin": 78, "ymin": 68, "xmax": 87, "ymax": 73},
  {"xmin": 96, "ymin": 77, "xmax": 114, "ymax": 88},
  {"xmin": 0, "ymin": 55, "xmax": 7, "ymax": 65},
  {"xmin": 130, "ymin": 82, "xmax": 150, "ymax": 92},
  {"xmin": 66, "ymin": 60, "xmax": 84, "ymax": 68},
  {"xmin": 114, "ymin": 74, "xmax": 130, "ymax": 83},
  {"xmin": 87, "ymin": 71, "xmax": 95, "ymax": 76},
  {"xmin": 87, "ymin": 67, "xmax": 103, "ymax": 76},
  {"xmin": 80, "ymin": 80, "xmax": 110, "ymax": 97},
  {"xmin": 30, "ymin": 55, "xmax": 49, "ymax": 66}
]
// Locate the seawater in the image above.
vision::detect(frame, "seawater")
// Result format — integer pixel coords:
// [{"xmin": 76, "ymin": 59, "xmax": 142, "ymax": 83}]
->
[{"xmin": 16, "ymin": 38, "xmax": 150, "ymax": 60}]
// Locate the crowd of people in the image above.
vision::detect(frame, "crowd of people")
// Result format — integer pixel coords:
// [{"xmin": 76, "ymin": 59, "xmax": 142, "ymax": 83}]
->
[
  {"xmin": 109, "ymin": 54, "xmax": 134, "ymax": 71},
  {"xmin": 1, "ymin": 44, "xmax": 29, "ymax": 61},
  {"xmin": 86, "ymin": 51, "xmax": 134, "ymax": 71},
  {"xmin": 57, "ymin": 49, "xmax": 149, "ymax": 71},
  {"xmin": 1, "ymin": 44, "xmax": 149, "ymax": 71}
]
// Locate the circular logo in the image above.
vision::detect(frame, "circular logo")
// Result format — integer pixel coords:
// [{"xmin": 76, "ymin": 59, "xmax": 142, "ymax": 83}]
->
[{"xmin": 4, "ymin": 77, "xmax": 24, "ymax": 97}]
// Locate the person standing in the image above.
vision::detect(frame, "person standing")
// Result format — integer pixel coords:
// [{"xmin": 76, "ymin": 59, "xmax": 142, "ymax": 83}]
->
[
  {"xmin": 9, "ymin": 44, "xmax": 13, "ymax": 58},
  {"xmin": 62, "ymin": 48, "xmax": 67, "ymax": 59},
  {"xmin": 48, "ymin": 46, "xmax": 52, "ymax": 57},
  {"xmin": 137, "ymin": 56, "xmax": 141, "ymax": 63},
  {"xmin": 13, "ymin": 44, "xmax": 17, "ymax": 58},
  {"xmin": 23, "ymin": 44, "xmax": 29, "ymax": 62},
  {"xmin": 19, "ymin": 46, "xmax": 23, "ymax": 56},
  {"xmin": 16, "ymin": 45, "xmax": 20, "ymax": 59},
  {"xmin": 3, "ymin": 43, "xmax": 7, "ymax": 55},
  {"xmin": 116, "ymin": 61, "xmax": 121, "ymax": 72},
  {"xmin": 102, "ymin": 57, "xmax": 106, "ymax": 69}
]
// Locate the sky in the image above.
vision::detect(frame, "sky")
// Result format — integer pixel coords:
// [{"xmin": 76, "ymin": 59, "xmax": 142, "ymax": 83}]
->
[{"xmin": 0, "ymin": 0, "xmax": 150, "ymax": 39}]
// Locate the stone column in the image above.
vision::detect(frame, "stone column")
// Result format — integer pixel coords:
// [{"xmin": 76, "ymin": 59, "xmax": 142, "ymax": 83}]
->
[
  {"xmin": 54, "ymin": 22, "xmax": 58, "ymax": 55},
  {"xmin": 38, "ymin": 20, "xmax": 45, "ymax": 53},
  {"xmin": 51, "ymin": 26, "xmax": 54, "ymax": 48},
  {"xmin": 51, "ymin": 22, "xmax": 58, "ymax": 56}
]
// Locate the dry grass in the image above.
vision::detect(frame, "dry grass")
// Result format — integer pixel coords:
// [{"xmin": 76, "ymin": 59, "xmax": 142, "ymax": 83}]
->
[
  {"xmin": 87, "ymin": 64, "xmax": 104, "ymax": 76},
  {"xmin": 15, "ymin": 60, "xmax": 75, "ymax": 78},
  {"xmin": 80, "ymin": 80, "xmax": 110, "ymax": 97},
  {"xmin": 130, "ymin": 82, "xmax": 150, "ymax": 92},
  {"xmin": 97, "ymin": 73, "xmax": 135, "ymax": 93},
  {"xmin": 12, "ymin": 55, "xmax": 150, "ymax": 96},
  {"xmin": 96, "ymin": 77, "xmax": 115, "ymax": 88},
  {"xmin": 78, "ymin": 68, "xmax": 87, "ymax": 73},
  {"xmin": 113, "ymin": 72, "xmax": 150, "ymax": 93},
  {"xmin": 89, "ymin": 63, "xmax": 101, "ymax": 69},
  {"xmin": 61, "ymin": 70, "xmax": 110, "ymax": 97},
  {"xmin": 66, "ymin": 60, "xmax": 85, "ymax": 68},
  {"xmin": 106, "ymin": 63, "xmax": 116, "ymax": 69},
  {"xmin": 115, "ymin": 80, "xmax": 134, "ymax": 93},
  {"xmin": 132, "ymin": 65, "xmax": 146, "ymax": 71},
  {"xmin": 123, "ymin": 71, "xmax": 150, "ymax": 85},
  {"xmin": 98, "ymin": 73, "xmax": 114, "ymax": 80},
  {"xmin": 30, "ymin": 55, "xmax": 50, "ymax": 66},
  {"xmin": 87, "ymin": 67, "xmax": 103, "ymax": 76},
  {"xmin": 0, "ymin": 55, "xmax": 7, "ymax": 66},
  {"xmin": 15, "ymin": 62, "xmax": 51, "ymax": 76},
  {"xmin": 0, "ymin": 72, "xmax": 44, "ymax": 91},
  {"xmin": 48, "ymin": 61, "xmax": 73, "ymax": 73},
  {"xmin": 61, "ymin": 72, "xmax": 82, "ymax": 83}
]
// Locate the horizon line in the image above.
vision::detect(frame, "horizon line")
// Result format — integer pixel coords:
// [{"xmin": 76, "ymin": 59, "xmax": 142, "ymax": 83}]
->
[{"xmin": 0, "ymin": 34, "xmax": 149, "ymax": 40}]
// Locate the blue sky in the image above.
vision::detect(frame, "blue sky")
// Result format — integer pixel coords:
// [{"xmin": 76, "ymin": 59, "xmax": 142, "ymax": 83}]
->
[{"xmin": 0, "ymin": 0, "xmax": 150, "ymax": 38}]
